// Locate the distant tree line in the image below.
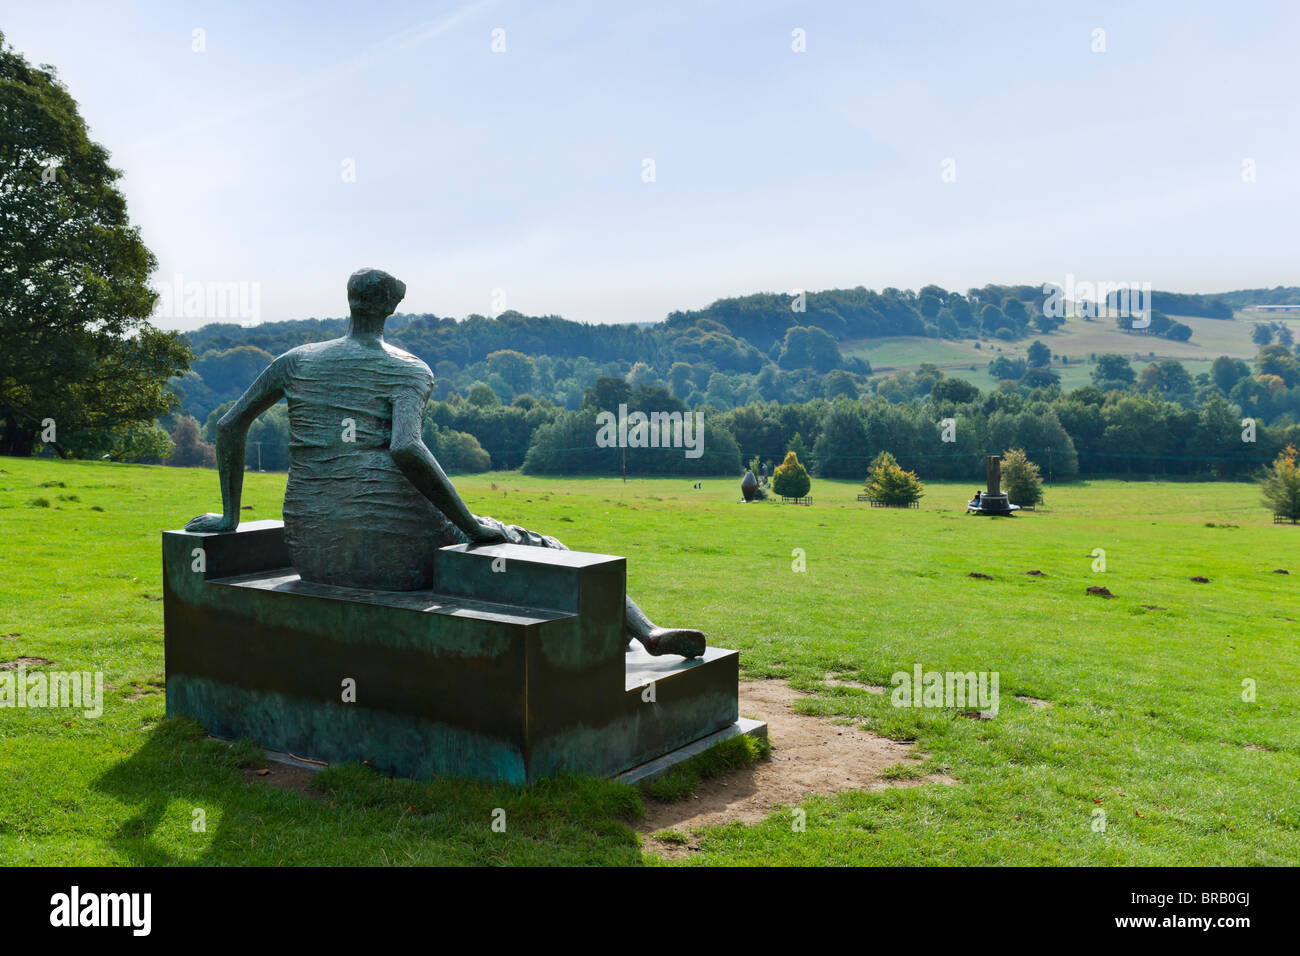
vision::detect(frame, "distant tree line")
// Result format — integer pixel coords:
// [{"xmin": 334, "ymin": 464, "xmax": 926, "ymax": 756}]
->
[
  {"xmin": 143, "ymin": 332, "xmax": 1300, "ymax": 485},
  {"xmin": 1146, "ymin": 292, "xmax": 1234, "ymax": 319},
  {"xmin": 167, "ymin": 282, "xmax": 1243, "ymax": 432},
  {"xmin": 1215, "ymin": 287, "xmax": 1300, "ymax": 309}
]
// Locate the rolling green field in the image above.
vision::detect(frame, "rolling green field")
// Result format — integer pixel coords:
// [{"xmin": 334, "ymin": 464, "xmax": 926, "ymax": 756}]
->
[
  {"xmin": 1, "ymin": 458, "xmax": 1297, "ymax": 865},
  {"xmin": 846, "ymin": 311, "xmax": 1282, "ymax": 390}
]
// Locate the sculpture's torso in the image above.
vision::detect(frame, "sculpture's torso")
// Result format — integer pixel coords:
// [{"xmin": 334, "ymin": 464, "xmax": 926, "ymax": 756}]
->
[{"xmin": 277, "ymin": 337, "xmax": 464, "ymax": 590}]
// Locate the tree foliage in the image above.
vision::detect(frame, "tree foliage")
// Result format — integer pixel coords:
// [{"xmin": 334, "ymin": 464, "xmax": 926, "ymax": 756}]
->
[
  {"xmin": 1001, "ymin": 447, "xmax": 1044, "ymax": 506},
  {"xmin": 1260, "ymin": 444, "xmax": 1300, "ymax": 522},
  {"xmin": 424, "ymin": 424, "xmax": 491, "ymax": 473},
  {"xmin": 772, "ymin": 450, "xmax": 812, "ymax": 498},
  {"xmin": 1092, "ymin": 354, "xmax": 1136, "ymax": 389},
  {"xmin": 863, "ymin": 450, "xmax": 925, "ymax": 505},
  {"xmin": 165, "ymin": 416, "xmax": 214, "ymax": 468},
  {"xmin": 777, "ymin": 325, "xmax": 842, "ymax": 373},
  {"xmin": 0, "ymin": 33, "xmax": 190, "ymax": 457},
  {"xmin": 107, "ymin": 421, "xmax": 173, "ymax": 463}
]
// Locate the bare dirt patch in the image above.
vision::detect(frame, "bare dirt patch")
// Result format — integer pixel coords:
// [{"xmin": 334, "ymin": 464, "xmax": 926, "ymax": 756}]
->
[
  {"xmin": 968, "ymin": 572, "xmax": 993, "ymax": 580},
  {"xmin": 1086, "ymin": 586, "xmax": 1114, "ymax": 598},
  {"xmin": 1025, "ymin": 570, "xmax": 1047, "ymax": 577},
  {"xmin": 640, "ymin": 679, "xmax": 955, "ymax": 859},
  {"xmin": 1015, "ymin": 695, "xmax": 1052, "ymax": 709},
  {"xmin": 1189, "ymin": 576, "xmax": 1211, "ymax": 584},
  {"xmin": 1, "ymin": 657, "xmax": 52, "ymax": 670},
  {"xmin": 243, "ymin": 762, "xmax": 326, "ymax": 801},
  {"xmin": 822, "ymin": 673, "xmax": 886, "ymax": 694}
]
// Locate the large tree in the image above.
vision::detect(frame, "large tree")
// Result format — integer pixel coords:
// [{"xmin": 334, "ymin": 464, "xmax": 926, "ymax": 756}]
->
[
  {"xmin": 0, "ymin": 32, "xmax": 189, "ymax": 457},
  {"xmin": 1091, "ymin": 353, "xmax": 1136, "ymax": 389},
  {"xmin": 777, "ymin": 325, "xmax": 842, "ymax": 373},
  {"xmin": 1211, "ymin": 355, "xmax": 1250, "ymax": 395},
  {"xmin": 1256, "ymin": 343, "xmax": 1300, "ymax": 388},
  {"xmin": 1027, "ymin": 340, "xmax": 1051, "ymax": 368}
]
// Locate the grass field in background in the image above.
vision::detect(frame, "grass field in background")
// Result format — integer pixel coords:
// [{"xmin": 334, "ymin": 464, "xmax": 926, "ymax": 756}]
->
[
  {"xmin": 1, "ymin": 457, "xmax": 1297, "ymax": 865},
  {"xmin": 846, "ymin": 311, "xmax": 1281, "ymax": 391}
]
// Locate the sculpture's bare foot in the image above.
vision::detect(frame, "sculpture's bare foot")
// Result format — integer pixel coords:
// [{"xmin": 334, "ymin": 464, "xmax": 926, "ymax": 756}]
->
[{"xmin": 639, "ymin": 627, "xmax": 706, "ymax": 659}]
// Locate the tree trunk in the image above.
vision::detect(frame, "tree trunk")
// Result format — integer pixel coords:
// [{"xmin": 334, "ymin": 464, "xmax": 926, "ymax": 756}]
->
[
  {"xmin": 0, "ymin": 432, "xmax": 37, "ymax": 457},
  {"xmin": 0, "ymin": 411, "xmax": 37, "ymax": 457}
]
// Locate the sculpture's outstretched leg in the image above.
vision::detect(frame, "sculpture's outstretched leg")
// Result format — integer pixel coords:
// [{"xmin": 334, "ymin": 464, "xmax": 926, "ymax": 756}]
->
[
  {"xmin": 625, "ymin": 596, "xmax": 706, "ymax": 659},
  {"xmin": 475, "ymin": 517, "xmax": 706, "ymax": 659}
]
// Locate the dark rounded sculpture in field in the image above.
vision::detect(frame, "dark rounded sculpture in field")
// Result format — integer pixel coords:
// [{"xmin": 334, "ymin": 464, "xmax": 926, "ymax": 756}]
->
[
  {"xmin": 184, "ymin": 268, "xmax": 705, "ymax": 658},
  {"xmin": 741, "ymin": 470, "xmax": 758, "ymax": 502}
]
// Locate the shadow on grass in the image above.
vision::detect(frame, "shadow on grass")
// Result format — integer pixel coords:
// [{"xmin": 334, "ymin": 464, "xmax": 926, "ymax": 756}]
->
[{"xmin": 94, "ymin": 718, "xmax": 647, "ymax": 865}]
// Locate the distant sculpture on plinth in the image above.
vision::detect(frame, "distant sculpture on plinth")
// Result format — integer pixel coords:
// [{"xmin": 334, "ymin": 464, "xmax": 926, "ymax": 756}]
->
[
  {"xmin": 185, "ymin": 268, "xmax": 704, "ymax": 658},
  {"xmin": 967, "ymin": 454, "xmax": 1020, "ymax": 515}
]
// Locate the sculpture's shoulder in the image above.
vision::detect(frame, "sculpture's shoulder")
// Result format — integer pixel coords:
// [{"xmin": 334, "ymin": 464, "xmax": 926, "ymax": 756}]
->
[
  {"xmin": 276, "ymin": 337, "xmax": 341, "ymax": 370},
  {"xmin": 381, "ymin": 341, "xmax": 435, "ymax": 389}
]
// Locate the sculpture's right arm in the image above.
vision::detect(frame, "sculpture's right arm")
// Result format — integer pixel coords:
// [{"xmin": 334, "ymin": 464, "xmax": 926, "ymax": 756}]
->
[
  {"xmin": 388, "ymin": 387, "xmax": 504, "ymax": 544},
  {"xmin": 184, "ymin": 359, "xmax": 286, "ymax": 533}
]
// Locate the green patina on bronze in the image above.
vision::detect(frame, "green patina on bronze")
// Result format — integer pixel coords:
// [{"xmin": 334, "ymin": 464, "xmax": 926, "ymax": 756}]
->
[
  {"xmin": 162, "ymin": 269, "xmax": 751, "ymax": 781},
  {"xmin": 162, "ymin": 523, "xmax": 737, "ymax": 782},
  {"xmin": 184, "ymin": 268, "xmax": 704, "ymax": 659}
]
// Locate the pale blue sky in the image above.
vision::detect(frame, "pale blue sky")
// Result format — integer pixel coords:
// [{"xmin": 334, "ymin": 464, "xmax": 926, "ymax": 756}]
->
[{"xmin": 6, "ymin": 1, "xmax": 1298, "ymax": 329}]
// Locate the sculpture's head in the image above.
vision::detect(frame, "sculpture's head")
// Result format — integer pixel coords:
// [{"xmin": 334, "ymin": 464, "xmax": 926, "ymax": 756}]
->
[{"xmin": 347, "ymin": 268, "xmax": 407, "ymax": 318}]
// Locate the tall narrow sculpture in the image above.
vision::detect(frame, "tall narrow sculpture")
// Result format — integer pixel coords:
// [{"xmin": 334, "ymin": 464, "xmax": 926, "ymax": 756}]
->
[{"xmin": 967, "ymin": 454, "xmax": 1019, "ymax": 515}]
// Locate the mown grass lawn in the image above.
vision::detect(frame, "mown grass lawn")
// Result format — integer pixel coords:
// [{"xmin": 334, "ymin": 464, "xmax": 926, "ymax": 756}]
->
[{"xmin": 1, "ymin": 457, "xmax": 1296, "ymax": 865}]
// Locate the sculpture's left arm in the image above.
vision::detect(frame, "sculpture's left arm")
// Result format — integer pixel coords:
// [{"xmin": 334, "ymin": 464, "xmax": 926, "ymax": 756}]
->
[
  {"xmin": 184, "ymin": 358, "xmax": 286, "ymax": 533},
  {"xmin": 389, "ymin": 387, "xmax": 505, "ymax": 544}
]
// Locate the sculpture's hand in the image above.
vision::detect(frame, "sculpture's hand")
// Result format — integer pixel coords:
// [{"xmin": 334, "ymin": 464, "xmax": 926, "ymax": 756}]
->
[
  {"xmin": 469, "ymin": 517, "xmax": 510, "ymax": 546},
  {"xmin": 185, "ymin": 512, "xmax": 236, "ymax": 533}
]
